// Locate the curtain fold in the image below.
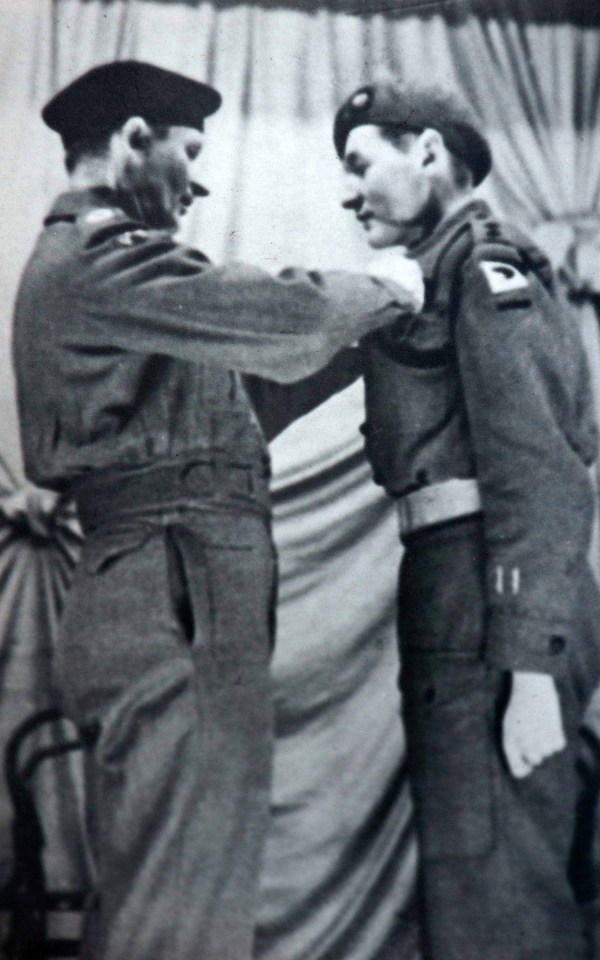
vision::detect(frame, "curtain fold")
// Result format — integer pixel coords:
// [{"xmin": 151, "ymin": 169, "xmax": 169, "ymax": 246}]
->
[
  {"xmin": 77, "ymin": 0, "xmax": 600, "ymax": 27},
  {"xmin": 0, "ymin": 3, "xmax": 599, "ymax": 958},
  {"xmin": 0, "ymin": 490, "xmax": 87, "ymax": 893}
]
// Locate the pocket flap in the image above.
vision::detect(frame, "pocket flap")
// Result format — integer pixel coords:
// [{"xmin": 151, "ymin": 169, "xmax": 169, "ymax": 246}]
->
[
  {"xmin": 83, "ymin": 525, "xmax": 154, "ymax": 575},
  {"xmin": 403, "ymin": 652, "xmax": 487, "ymax": 709},
  {"xmin": 401, "ymin": 652, "xmax": 494, "ymax": 859}
]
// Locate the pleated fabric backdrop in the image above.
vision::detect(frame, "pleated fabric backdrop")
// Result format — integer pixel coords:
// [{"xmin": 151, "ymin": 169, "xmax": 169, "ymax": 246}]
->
[{"xmin": 0, "ymin": 2, "xmax": 599, "ymax": 958}]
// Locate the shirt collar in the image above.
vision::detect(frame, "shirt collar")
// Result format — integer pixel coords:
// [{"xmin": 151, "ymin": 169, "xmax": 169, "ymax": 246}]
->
[
  {"xmin": 44, "ymin": 186, "xmax": 141, "ymax": 225},
  {"xmin": 410, "ymin": 199, "xmax": 492, "ymax": 257},
  {"xmin": 409, "ymin": 199, "xmax": 492, "ymax": 280}
]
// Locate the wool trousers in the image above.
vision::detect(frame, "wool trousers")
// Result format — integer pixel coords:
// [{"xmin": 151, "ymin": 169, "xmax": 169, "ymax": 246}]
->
[
  {"xmin": 398, "ymin": 516, "xmax": 600, "ymax": 960},
  {"xmin": 55, "ymin": 506, "xmax": 276, "ymax": 960}
]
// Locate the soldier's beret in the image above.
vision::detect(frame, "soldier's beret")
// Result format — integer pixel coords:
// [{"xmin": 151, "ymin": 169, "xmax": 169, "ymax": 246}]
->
[
  {"xmin": 42, "ymin": 60, "xmax": 222, "ymax": 148},
  {"xmin": 333, "ymin": 81, "xmax": 492, "ymax": 186}
]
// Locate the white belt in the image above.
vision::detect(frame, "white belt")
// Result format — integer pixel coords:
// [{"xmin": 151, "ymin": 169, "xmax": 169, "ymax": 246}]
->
[{"xmin": 396, "ymin": 478, "xmax": 482, "ymax": 537}]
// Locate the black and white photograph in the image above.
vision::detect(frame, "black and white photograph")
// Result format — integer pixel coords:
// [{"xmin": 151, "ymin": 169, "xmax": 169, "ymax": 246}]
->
[{"xmin": 1, "ymin": 0, "xmax": 600, "ymax": 958}]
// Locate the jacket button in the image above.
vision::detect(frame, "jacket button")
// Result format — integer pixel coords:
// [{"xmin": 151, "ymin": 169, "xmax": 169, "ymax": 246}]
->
[
  {"xmin": 423, "ymin": 686, "xmax": 436, "ymax": 704},
  {"xmin": 548, "ymin": 635, "xmax": 566, "ymax": 655}
]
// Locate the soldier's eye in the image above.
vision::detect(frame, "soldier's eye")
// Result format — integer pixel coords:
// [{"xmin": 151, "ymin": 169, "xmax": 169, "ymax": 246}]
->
[
  {"xmin": 344, "ymin": 153, "xmax": 368, "ymax": 177},
  {"xmin": 186, "ymin": 143, "xmax": 202, "ymax": 161}
]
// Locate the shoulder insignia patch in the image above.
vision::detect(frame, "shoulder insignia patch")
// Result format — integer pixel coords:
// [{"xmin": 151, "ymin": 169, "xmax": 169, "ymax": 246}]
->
[
  {"xmin": 478, "ymin": 260, "xmax": 529, "ymax": 295},
  {"xmin": 116, "ymin": 229, "xmax": 148, "ymax": 247},
  {"xmin": 84, "ymin": 208, "xmax": 119, "ymax": 225}
]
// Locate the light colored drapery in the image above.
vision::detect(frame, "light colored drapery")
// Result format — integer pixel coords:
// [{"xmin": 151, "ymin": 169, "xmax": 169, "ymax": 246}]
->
[{"xmin": 0, "ymin": 2, "xmax": 599, "ymax": 958}]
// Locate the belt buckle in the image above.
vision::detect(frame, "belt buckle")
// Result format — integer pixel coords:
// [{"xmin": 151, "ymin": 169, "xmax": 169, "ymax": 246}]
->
[
  {"xmin": 182, "ymin": 461, "xmax": 215, "ymax": 497},
  {"xmin": 211, "ymin": 453, "xmax": 229, "ymax": 494},
  {"xmin": 228, "ymin": 463, "xmax": 254, "ymax": 497},
  {"xmin": 245, "ymin": 468, "xmax": 255, "ymax": 496}
]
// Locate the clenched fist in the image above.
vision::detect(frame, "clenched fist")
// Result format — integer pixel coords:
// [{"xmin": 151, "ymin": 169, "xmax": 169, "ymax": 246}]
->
[{"xmin": 502, "ymin": 671, "xmax": 566, "ymax": 779}]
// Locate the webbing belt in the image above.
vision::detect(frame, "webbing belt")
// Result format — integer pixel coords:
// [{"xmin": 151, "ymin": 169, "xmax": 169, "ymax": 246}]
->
[
  {"xmin": 71, "ymin": 458, "xmax": 271, "ymax": 532},
  {"xmin": 397, "ymin": 478, "xmax": 482, "ymax": 538}
]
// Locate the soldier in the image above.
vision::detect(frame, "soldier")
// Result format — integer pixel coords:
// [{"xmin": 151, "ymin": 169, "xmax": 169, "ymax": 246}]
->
[
  {"xmin": 12, "ymin": 61, "xmax": 424, "ymax": 960},
  {"xmin": 334, "ymin": 80, "xmax": 600, "ymax": 960}
]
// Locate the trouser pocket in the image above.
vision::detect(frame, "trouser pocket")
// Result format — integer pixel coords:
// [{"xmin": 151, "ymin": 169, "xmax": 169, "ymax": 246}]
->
[
  {"xmin": 165, "ymin": 524, "xmax": 213, "ymax": 649},
  {"xmin": 56, "ymin": 521, "xmax": 183, "ymax": 728},
  {"xmin": 401, "ymin": 652, "xmax": 495, "ymax": 859}
]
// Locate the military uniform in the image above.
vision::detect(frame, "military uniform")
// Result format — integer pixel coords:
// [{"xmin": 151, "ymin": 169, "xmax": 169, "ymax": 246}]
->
[
  {"xmin": 12, "ymin": 174, "xmax": 419, "ymax": 960},
  {"xmin": 360, "ymin": 197, "xmax": 600, "ymax": 960}
]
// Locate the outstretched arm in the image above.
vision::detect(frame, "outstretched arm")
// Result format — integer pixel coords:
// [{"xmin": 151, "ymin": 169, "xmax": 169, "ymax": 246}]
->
[
  {"xmin": 244, "ymin": 347, "xmax": 362, "ymax": 442},
  {"xmin": 65, "ymin": 215, "xmax": 423, "ymax": 383}
]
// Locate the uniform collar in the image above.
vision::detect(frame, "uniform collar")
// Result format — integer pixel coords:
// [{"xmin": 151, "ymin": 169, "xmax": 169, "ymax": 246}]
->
[
  {"xmin": 410, "ymin": 198, "xmax": 492, "ymax": 276},
  {"xmin": 44, "ymin": 186, "xmax": 141, "ymax": 225}
]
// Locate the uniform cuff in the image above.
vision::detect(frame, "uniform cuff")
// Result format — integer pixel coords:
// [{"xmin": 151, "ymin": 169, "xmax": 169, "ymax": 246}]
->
[{"xmin": 484, "ymin": 610, "xmax": 571, "ymax": 676}]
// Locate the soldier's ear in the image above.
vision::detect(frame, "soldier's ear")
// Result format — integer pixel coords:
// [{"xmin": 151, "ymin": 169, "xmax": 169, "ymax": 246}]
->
[
  {"xmin": 122, "ymin": 116, "xmax": 153, "ymax": 154},
  {"xmin": 111, "ymin": 117, "xmax": 154, "ymax": 183},
  {"xmin": 417, "ymin": 128, "xmax": 444, "ymax": 171}
]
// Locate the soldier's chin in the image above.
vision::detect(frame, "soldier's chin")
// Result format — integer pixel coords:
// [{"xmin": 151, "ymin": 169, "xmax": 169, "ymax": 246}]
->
[{"xmin": 366, "ymin": 224, "xmax": 404, "ymax": 249}]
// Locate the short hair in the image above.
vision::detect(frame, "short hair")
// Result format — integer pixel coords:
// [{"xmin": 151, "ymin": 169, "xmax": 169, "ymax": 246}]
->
[
  {"xmin": 378, "ymin": 124, "xmax": 473, "ymax": 189},
  {"xmin": 64, "ymin": 120, "xmax": 171, "ymax": 173},
  {"xmin": 65, "ymin": 130, "xmax": 111, "ymax": 173}
]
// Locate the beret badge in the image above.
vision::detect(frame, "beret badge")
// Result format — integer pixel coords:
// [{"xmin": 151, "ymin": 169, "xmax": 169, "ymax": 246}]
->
[{"xmin": 350, "ymin": 89, "xmax": 372, "ymax": 112}]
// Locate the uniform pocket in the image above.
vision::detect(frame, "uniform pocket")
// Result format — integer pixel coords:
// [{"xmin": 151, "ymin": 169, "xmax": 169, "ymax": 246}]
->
[
  {"xmin": 164, "ymin": 524, "xmax": 213, "ymax": 649},
  {"xmin": 82, "ymin": 523, "xmax": 154, "ymax": 575},
  {"xmin": 401, "ymin": 652, "xmax": 494, "ymax": 860},
  {"xmin": 57, "ymin": 522, "xmax": 180, "ymax": 727}
]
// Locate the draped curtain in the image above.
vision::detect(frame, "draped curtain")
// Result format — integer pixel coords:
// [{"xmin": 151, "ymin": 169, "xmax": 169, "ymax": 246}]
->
[
  {"xmin": 0, "ymin": 2, "xmax": 599, "ymax": 958},
  {"xmin": 75, "ymin": 0, "xmax": 600, "ymax": 24}
]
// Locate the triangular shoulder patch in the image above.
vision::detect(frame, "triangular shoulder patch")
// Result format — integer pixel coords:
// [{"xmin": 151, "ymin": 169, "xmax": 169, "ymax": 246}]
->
[{"xmin": 478, "ymin": 260, "xmax": 529, "ymax": 295}]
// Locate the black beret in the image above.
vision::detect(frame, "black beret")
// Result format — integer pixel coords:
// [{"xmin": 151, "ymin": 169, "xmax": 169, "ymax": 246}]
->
[
  {"xmin": 42, "ymin": 60, "xmax": 222, "ymax": 148},
  {"xmin": 334, "ymin": 81, "xmax": 492, "ymax": 186}
]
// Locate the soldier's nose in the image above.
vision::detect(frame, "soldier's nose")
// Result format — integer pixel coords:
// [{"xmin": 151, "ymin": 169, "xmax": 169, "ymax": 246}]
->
[
  {"xmin": 191, "ymin": 181, "xmax": 209, "ymax": 198},
  {"xmin": 341, "ymin": 193, "xmax": 363, "ymax": 211}
]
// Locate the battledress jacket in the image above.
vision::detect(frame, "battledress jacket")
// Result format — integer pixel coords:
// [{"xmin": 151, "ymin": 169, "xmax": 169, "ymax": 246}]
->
[
  {"xmin": 361, "ymin": 199, "xmax": 599, "ymax": 679},
  {"xmin": 13, "ymin": 187, "xmax": 418, "ymax": 495}
]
